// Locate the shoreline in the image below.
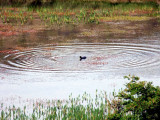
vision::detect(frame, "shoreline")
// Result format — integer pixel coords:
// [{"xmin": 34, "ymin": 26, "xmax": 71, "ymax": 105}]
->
[{"xmin": 0, "ymin": 1, "xmax": 160, "ymax": 38}]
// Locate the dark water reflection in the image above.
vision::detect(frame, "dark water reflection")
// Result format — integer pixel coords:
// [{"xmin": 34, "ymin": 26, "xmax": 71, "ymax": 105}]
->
[{"xmin": 0, "ymin": 19, "xmax": 160, "ymax": 103}]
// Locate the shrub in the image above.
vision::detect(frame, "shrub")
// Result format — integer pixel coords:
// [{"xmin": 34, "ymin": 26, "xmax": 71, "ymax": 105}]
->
[{"xmin": 108, "ymin": 75, "xmax": 160, "ymax": 120}]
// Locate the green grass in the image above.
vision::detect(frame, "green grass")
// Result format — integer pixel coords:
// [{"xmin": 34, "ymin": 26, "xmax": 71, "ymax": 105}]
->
[{"xmin": 0, "ymin": 1, "xmax": 160, "ymax": 26}]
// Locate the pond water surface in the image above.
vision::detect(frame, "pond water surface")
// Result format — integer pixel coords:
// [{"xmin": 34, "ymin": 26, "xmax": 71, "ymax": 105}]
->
[{"xmin": 0, "ymin": 20, "xmax": 160, "ymax": 106}]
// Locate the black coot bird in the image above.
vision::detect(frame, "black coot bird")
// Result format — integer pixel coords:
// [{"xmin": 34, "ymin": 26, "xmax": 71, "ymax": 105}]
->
[{"xmin": 80, "ymin": 56, "xmax": 87, "ymax": 61}]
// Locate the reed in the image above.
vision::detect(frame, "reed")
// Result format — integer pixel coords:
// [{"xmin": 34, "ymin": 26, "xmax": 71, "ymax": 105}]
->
[{"xmin": 0, "ymin": 91, "xmax": 110, "ymax": 119}]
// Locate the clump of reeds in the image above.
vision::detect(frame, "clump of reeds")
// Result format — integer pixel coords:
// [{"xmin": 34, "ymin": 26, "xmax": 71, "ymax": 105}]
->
[{"xmin": 0, "ymin": 91, "xmax": 120, "ymax": 119}]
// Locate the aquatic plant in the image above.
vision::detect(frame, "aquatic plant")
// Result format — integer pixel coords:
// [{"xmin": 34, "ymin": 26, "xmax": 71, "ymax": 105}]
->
[{"xmin": 0, "ymin": 91, "xmax": 109, "ymax": 119}]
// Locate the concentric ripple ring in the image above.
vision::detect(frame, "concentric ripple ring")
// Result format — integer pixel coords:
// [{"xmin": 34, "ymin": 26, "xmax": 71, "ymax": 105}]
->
[{"xmin": 0, "ymin": 43, "xmax": 160, "ymax": 72}]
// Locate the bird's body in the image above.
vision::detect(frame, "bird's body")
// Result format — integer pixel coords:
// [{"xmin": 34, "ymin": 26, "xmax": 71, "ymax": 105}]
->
[{"xmin": 80, "ymin": 56, "xmax": 87, "ymax": 61}]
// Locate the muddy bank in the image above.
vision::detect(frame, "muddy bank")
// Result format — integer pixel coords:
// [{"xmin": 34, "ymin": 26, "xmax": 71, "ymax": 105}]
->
[{"xmin": 0, "ymin": 18, "xmax": 160, "ymax": 50}]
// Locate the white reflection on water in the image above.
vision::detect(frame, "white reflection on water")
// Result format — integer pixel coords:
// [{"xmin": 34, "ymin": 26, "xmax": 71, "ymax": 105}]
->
[{"xmin": 0, "ymin": 37, "xmax": 160, "ymax": 106}]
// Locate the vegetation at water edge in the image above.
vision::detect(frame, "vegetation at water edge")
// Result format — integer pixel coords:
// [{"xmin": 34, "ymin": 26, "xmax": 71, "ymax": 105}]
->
[
  {"xmin": 0, "ymin": 75, "xmax": 160, "ymax": 120},
  {"xmin": 0, "ymin": 0, "xmax": 160, "ymax": 26}
]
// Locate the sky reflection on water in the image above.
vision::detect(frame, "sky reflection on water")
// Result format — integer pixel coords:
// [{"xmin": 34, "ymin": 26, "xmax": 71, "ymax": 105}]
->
[{"xmin": 0, "ymin": 20, "xmax": 160, "ymax": 106}]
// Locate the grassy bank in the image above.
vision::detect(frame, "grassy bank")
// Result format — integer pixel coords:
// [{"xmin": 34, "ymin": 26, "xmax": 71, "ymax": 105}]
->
[
  {"xmin": 0, "ymin": 75, "xmax": 160, "ymax": 120},
  {"xmin": 0, "ymin": 2, "xmax": 159, "ymax": 26},
  {"xmin": 0, "ymin": 1, "xmax": 160, "ymax": 37}
]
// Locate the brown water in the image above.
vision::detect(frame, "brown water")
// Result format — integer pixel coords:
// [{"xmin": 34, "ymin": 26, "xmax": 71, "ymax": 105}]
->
[{"xmin": 0, "ymin": 20, "xmax": 160, "ymax": 105}]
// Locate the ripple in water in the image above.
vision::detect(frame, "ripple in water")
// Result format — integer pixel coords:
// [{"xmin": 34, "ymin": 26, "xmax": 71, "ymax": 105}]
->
[{"xmin": 1, "ymin": 43, "xmax": 160, "ymax": 73}]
